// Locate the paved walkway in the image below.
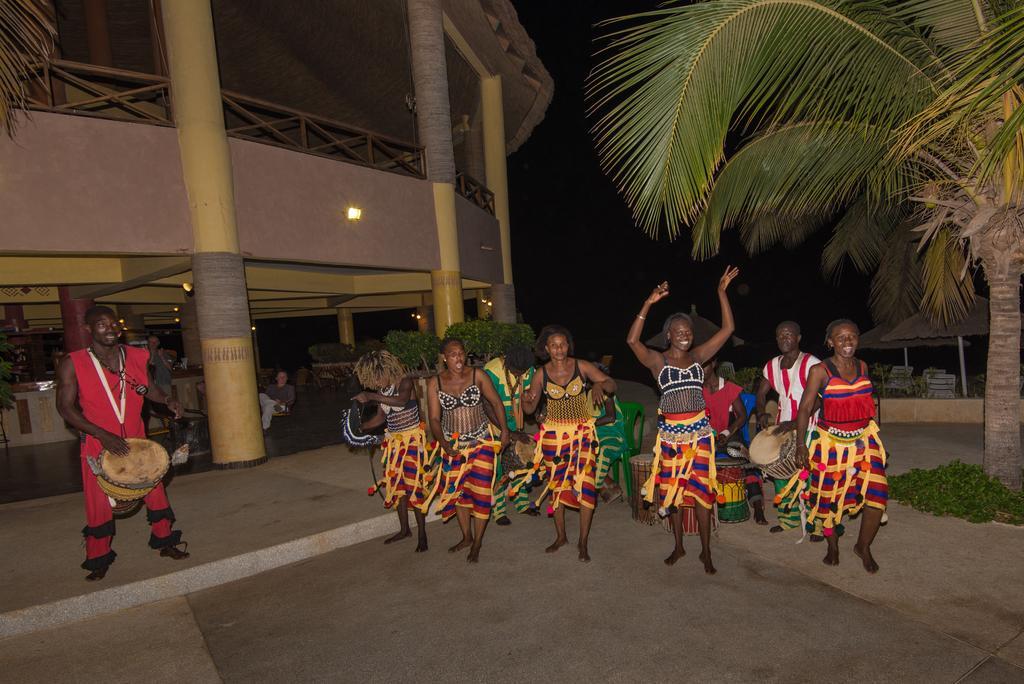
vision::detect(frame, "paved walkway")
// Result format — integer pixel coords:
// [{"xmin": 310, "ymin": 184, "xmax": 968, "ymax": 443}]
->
[{"xmin": 1, "ymin": 377, "xmax": 1021, "ymax": 682}]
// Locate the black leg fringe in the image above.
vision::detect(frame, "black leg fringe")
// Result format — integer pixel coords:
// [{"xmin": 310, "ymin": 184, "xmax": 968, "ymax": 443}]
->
[
  {"xmin": 82, "ymin": 520, "xmax": 116, "ymax": 540},
  {"xmin": 81, "ymin": 550, "xmax": 116, "ymax": 571},
  {"xmin": 148, "ymin": 529, "xmax": 183, "ymax": 550},
  {"xmin": 146, "ymin": 506, "xmax": 176, "ymax": 525}
]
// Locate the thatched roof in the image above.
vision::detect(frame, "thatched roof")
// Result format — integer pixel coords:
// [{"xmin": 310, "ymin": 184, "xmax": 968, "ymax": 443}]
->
[
  {"xmin": 643, "ymin": 305, "xmax": 745, "ymax": 350},
  {"xmin": 52, "ymin": 0, "xmax": 552, "ymax": 153},
  {"xmin": 881, "ymin": 297, "xmax": 1017, "ymax": 342},
  {"xmin": 859, "ymin": 323, "xmax": 968, "ymax": 350}
]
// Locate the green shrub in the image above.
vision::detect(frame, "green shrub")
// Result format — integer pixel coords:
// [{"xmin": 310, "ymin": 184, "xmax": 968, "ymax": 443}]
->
[
  {"xmin": 0, "ymin": 332, "xmax": 12, "ymax": 410},
  {"xmin": 889, "ymin": 461, "xmax": 1024, "ymax": 525},
  {"xmin": 442, "ymin": 320, "xmax": 534, "ymax": 361},
  {"xmin": 384, "ymin": 330, "xmax": 440, "ymax": 372},
  {"xmin": 732, "ymin": 366, "xmax": 761, "ymax": 392},
  {"xmin": 307, "ymin": 342, "xmax": 356, "ymax": 363}
]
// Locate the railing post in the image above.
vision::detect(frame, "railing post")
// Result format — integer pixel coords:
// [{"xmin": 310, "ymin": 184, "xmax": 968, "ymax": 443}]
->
[{"xmin": 367, "ymin": 135, "xmax": 375, "ymax": 166}]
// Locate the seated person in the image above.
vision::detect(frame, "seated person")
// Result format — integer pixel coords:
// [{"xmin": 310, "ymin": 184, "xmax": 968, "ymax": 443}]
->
[
  {"xmin": 702, "ymin": 358, "xmax": 766, "ymax": 524},
  {"xmin": 259, "ymin": 370, "xmax": 295, "ymax": 431}
]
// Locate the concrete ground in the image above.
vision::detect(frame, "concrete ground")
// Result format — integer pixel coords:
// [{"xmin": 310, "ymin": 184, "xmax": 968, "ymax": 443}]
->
[
  {"xmin": 2, "ymin": 377, "xmax": 1021, "ymax": 682},
  {"xmin": 2, "ymin": 496, "xmax": 1021, "ymax": 683}
]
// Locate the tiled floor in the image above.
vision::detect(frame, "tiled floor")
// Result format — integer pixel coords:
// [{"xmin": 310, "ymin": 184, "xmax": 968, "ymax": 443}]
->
[{"xmin": 0, "ymin": 386, "xmax": 352, "ymax": 504}]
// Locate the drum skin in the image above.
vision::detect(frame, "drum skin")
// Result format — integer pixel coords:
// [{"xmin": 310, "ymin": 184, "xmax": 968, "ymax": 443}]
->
[{"xmin": 97, "ymin": 438, "xmax": 169, "ymax": 501}]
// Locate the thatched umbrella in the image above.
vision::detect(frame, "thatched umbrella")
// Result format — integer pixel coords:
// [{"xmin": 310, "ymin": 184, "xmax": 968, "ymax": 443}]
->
[
  {"xmin": 859, "ymin": 323, "xmax": 969, "ymax": 368},
  {"xmin": 875, "ymin": 297, "xmax": 1019, "ymax": 398},
  {"xmin": 644, "ymin": 304, "xmax": 745, "ymax": 350}
]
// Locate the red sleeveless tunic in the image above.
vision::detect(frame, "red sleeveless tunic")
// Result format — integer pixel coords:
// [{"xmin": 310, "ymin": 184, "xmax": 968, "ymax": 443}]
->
[{"xmin": 69, "ymin": 345, "xmax": 149, "ymax": 457}]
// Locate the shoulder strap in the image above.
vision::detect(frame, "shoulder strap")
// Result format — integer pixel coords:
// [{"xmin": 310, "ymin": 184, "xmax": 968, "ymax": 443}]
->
[{"xmin": 822, "ymin": 359, "xmax": 839, "ymax": 378}]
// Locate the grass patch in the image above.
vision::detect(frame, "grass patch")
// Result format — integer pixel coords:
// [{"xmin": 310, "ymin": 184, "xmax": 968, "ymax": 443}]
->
[{"xmin": 889, "ymin": 461, "xmax": 1024, "ymax": 525}]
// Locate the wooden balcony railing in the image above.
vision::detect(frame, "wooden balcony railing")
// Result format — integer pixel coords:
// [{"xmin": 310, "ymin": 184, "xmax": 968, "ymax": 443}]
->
[
  {"xmin": 455, "ymin": 170, "xmax": 495, "ymax": 215},
  {"xmin": 18, "ymin": 59, "xmax": 493, "ymax": 213}
]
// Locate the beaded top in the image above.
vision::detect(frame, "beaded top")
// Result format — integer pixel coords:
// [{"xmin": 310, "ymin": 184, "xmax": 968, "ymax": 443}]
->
[
  {"xmin": 543, "ymin": 363, "xmax": 592, "ymax": 423},
  {"xmin": 438, "ymin": 370, "xmax": 489, "ymax": 440},
  {"xmin": 380, "ymin": 384, "xmax": 420, "ymax": 433},
  {"xmin": 657, "ymin": 359, "xmax": 706, "ymax": 413}
]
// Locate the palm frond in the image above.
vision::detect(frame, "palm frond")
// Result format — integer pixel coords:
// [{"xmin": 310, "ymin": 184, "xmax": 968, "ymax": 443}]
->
[
  {"xmin": 690, "ymin": 122, "xmax": 891, "ymax": 257},
  {"xmin": 895, "ymin": 4, "xmax": 1024, "ymax": 188},
  {"xmin": 869, "ymin": 228, "xmax": 925, "ymax": 325},
  {"xmin": 919, "ymin": 227, "xmax": 977, "ymax": 323},
  {"xmin": 888, "ymin": 0, "xmax": 988, "ymax": 55},
  {"xmin": 822, "ymin": 198, "xmax": 903, "ymax": 280},
  {"xmin": 589, "ymin": 0, "xmax": 941, "ymax": 239},
  {"xmin": 0, "ymin": 0, "xmax": 55, "ymax": 136}
]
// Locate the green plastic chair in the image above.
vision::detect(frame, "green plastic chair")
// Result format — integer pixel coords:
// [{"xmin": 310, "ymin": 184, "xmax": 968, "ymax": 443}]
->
[{"xmin": 611, "ymin": 401, "xmax": 645, "ymax": 499}]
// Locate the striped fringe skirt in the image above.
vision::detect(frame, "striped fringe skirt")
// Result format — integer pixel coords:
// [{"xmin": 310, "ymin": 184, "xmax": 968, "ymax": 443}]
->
[
  {"xmin": 642, "ymin": 411, "xmax": 717, "ymax": 513},
  {"xmin": 375, "ymin": 427, "xmax": 434, "ymax": 510},
  {"xmin": 509, "ymin": 420, "xmax": 599, "ymax": 511},
  {"xmin": 806, "ymin": 421, "xmax": 888, "ymax": 538},
  {"xmin": 423, "ymin": 436, "xmax": 498, "ymax": 521}
]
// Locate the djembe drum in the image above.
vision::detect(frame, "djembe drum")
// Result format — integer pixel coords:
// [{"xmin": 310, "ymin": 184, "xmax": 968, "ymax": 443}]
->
[
  {"xmin": 715, "ymin": 456, "xmax": 750, "ymax": 523},
  {"xmin": 88, "ymin": 438, "xmax": 170, "ymax": 514},
  {"xmin": 629, "ymin": 454, "xmax": 678, "ymax": 533},
  {"xmin": 748, "ymin": 427, "xmax": 801, "ymax": 479}
]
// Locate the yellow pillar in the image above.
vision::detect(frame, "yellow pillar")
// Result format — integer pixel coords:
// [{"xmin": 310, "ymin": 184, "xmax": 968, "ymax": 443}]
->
[
  {"xmin": 162, "ymin": 0, "xmax": 265, "ymax": 468},
  {"xmin": 481, "ymin": 75, "xmax": 516, "ymax": 323},
  {"xmin": 430, "ymin": 183, "xmax": 463, "ymax": 336},
  {"xmin": 337, "ymin": 308, "xmax": 355, "ymax": 346}
]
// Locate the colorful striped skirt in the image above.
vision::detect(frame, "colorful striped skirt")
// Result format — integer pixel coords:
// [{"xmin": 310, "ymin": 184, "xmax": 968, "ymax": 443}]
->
[
  {"xmin": 509, "ymin": 420, "xmax": 599, "ymax": 511},
  {"xmin": 424, "ymin": 437, "xmax": 498, "ymax": 522},
  {"xmin": 806, "ymin": 421, "xmax": 888, "ymax": 537},
  {"xmin": 376, "ymin": 428, "xmax": 434, "ymax": 510},
  {"xmin": 642, "ymin": 411, "xmax": 717, "ymax": 512}
]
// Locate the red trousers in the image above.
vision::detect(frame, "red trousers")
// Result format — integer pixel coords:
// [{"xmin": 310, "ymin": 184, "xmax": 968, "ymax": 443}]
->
[{"xmin": 81, "ymin": 456, "xmax": 181, "ymax": 571}]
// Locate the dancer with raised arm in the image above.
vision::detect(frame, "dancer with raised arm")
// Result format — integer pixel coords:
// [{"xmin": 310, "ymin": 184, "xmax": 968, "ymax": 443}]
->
[
  {"xmin": 518, "ymin": 325, "xmax": 616, "ymax": 562},
  {"xmin": 626, "ymin": 267, "xmax": 739, "ymax": 574},
  {"xmin": 424, "ymin": 338, "xmax": 509, "ymax": 563},
  {"xmin": 353, "ymin": 350, "xmax": 432, "ymax": 552},
  {"xmin": 794, "ymin": 320, "xmax": 887, "ymax": 573}
]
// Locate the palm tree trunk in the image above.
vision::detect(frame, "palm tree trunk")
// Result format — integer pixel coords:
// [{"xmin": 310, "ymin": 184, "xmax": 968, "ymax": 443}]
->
[{"xmin": 981, "ymin": 256, "xmax": 1022, "ymax": 491}]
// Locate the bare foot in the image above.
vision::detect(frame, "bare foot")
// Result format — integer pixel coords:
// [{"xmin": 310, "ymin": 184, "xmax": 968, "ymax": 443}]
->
[
  {"xmin": 467, "ymin": 545, "xmax": 481, "ymax": 563},
  {"xmin": 384, "ymin": 529, "xmax": 411, "ymax": 544},
  {"xmin": 415, "ymin": 537, "xmax": 428, "ymax": 553},
  {"xmin": 822, "ymin": 545, "xmax": 840, "ymax": 566},
  {"xmin": 578, "ymin": 543, "xmax": 591, "ymax": 563},
  {"xmin": 664, "ymin": 546, "xmax": 686, "ymax": 566},
  {"xmin": 699, "ymin": 551, "xmax": 716, "ymax": 575},
  {"xmin": 853, "ymin": 544, "xmax": 879, "ymax": 573},
  {"xmin": 545, "ymin": 537, "xmax": 568, "ymax": 553},
  {"xmin": 809, "ymin": 534, "xmax": 824, "ymax": 543},
  {"xmin": 448, "ymin": 537, "xmax": 473, "ymax": 553}
]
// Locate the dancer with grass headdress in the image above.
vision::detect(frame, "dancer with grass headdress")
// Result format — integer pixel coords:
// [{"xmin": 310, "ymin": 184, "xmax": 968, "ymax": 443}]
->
[
  {"xmin": 795, "ymin": 319, "xmax": 887, "ymax": 573},
  {"xmin": 353, "ymin": 350, "xmax": 433, "ymax": 552},
  {"xmin": 626, "ymin": 267, "xmax": 739, "ymax": 574}
]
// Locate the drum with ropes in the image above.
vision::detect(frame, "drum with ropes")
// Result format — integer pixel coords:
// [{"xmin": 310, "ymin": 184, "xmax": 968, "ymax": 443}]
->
[
  {"xmin": 88, "ymin": 438, "xmax": 187, "ymax": 515},
  {"xmin": 748, "ymin": 426, "xmax": 802, "ymax": 480},
  {"xmin": 714, "ymin": 456, "xmax": 750, "ymax": 523}
]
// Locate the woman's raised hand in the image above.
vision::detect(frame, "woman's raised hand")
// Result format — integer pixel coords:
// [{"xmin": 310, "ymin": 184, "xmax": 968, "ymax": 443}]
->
[
  {"xmin": 717, "ymin": 267, "xmax": 739, "ymax": 293},
  {"xmin": 646, "ymin": 281, "xmax": 670, "ymax": 305}
]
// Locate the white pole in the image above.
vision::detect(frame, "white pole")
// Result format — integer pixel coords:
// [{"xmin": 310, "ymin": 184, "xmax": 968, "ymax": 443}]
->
[
  {"xmin": 958, "ymin": 336, "xmax": 968, "ymax": 398},
  {"xmin": 903, "ymin": 347, "xmax": 909, "ymax": 367}
]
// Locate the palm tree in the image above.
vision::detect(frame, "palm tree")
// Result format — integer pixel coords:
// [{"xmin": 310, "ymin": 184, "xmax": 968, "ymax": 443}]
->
[
  {"xmin": 590, "ymin": 0, "xmax": 1024, "ymax": 489},
  {"xmin": 0, "ymin": 0, "xmax": 55, "ymax": 135}
]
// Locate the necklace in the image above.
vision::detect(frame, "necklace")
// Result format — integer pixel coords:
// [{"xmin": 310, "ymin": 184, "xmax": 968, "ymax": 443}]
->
[{"xmin": 89, "ymin": 346, "xmax": 149, "ymax": 396}]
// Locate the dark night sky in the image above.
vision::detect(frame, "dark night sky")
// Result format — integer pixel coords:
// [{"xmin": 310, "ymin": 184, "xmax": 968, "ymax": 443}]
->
[{"xmin": 259, "ymin": 1, "xmax": 983, "ymax": 379}]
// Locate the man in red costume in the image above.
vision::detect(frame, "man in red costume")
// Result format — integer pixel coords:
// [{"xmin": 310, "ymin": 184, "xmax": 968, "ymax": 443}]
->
[{"xmin": 57, "ymin": 306, "xmax": 190, "ymax": 581}]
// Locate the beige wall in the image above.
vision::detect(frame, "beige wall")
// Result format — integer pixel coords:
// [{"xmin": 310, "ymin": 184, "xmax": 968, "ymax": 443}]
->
[
  {"xmin": 0, "ymin": 112, "xmax": 192, "ymax": 253},
  {"xmin": 0, "ymin": 113, "xmax": 504, "ymax": 281},
  {"xmin": 455, "ymin": 193, "xmax": 502, "ymax": 284},
  {"xmin": 230, "ymin": 139, "xmax": 440, "ymax": 271},
  {"xmin": 880, "ymin": 398, "xmax": 1024, "ymax": 423}
]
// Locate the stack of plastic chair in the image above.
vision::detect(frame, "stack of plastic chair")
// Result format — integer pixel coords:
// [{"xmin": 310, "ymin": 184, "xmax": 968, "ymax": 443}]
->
[{"xmin": 610, "ymin": 401, "xmax": 645, "ymax": 499}]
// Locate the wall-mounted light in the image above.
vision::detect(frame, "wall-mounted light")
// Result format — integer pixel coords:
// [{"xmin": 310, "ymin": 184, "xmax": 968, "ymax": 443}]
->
[
  {"xmin": 251, "ymin": 325, "xmax": 257, "ymax": 331},
  {"xmin": 346, "ymin": 206, "xmax": 362, "ymax": 221},
  {"xmin": 174, "ymin": 317, "xmax": 180, "ymax": 323},
  {"xmin": 182, "ymin": 282, "xmax": 193, "ymax": 293},
  {"xmin": 118, "ymin": 318, "xmax": 125, "ymax": 324},
  {"xmin": 412, "ymin": 313, "xmax": 422, "ymax": 320},
  {"xmin": 173, "ymin": 306, "xmax": 180, "ymax": 312}
]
